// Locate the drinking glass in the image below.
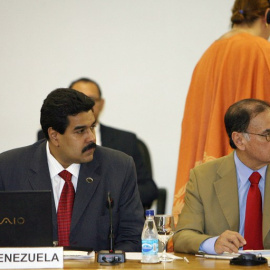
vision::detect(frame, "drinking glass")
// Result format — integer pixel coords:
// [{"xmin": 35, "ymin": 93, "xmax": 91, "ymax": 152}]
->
[{"xmin": 154, "ymin": 214, "xmax": 175, "ymax": 262}]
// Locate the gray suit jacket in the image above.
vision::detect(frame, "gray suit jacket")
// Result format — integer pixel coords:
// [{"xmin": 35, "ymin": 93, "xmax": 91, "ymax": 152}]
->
[
  {"xmin": 173, "ymin": 152, "xmax": 270, "ymax": 254},
  {"xmin": 0, "ymin": 140, "xmax": 144, "ymax": 251}
]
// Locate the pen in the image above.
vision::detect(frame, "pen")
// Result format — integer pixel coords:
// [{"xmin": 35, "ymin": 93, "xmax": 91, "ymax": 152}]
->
[
  {"xmin": 204, "ymin": 254, "xmax": 235, "ymax": 260},
  {"xmin": 195, "ymin": 253, "xmax": 238, "ymax": 260},
  {"xmin": 184, "ymin": 257, "xmax": 189, "ymax": 263}
]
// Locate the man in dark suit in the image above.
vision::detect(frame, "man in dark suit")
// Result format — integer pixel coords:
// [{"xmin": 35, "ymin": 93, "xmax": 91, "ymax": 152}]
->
[
  {"xmin": 1, "ymin": 88, "xmax": 144, "ymax": 251},
  {"xmin": 38, "ymin": 78, "xmax": 158, "ymax": 208}
]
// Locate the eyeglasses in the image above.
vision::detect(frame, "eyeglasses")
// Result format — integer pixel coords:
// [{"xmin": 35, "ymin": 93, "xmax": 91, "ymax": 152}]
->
[{"xmin": 245, "ymin": 132, "xmax": 270, "ymax": 142}]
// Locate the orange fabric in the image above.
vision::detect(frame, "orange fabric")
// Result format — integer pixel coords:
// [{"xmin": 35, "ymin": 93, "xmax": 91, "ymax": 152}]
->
[
  {"xmin": 167, "ymin": 238, "xmax": 174, "ymax": 252},
  {"xmin": 173, "ymin": 33, "xmax": 270, "ymax": 222}
]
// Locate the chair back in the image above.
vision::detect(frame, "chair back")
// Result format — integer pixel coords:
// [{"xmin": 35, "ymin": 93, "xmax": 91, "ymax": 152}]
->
[{"xmin": 136, "ymin": 138, "xmax": 166, "ymax": 214}]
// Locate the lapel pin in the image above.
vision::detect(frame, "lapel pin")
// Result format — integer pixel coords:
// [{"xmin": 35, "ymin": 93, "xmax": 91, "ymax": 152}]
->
[{"xmin": 86, "ymin": 177, "xmax": 94, "ymax": 183}]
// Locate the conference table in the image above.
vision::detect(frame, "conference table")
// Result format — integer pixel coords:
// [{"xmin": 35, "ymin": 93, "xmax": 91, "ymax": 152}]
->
[{"xmin": 62, "ymin": 253, "xmax": 269, "ymax": 269}]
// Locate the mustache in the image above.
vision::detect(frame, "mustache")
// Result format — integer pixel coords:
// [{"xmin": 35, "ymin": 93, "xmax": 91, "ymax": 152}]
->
[{"xmin": 82, "ymin": 142, "xmax": 96, "ymax": 153}]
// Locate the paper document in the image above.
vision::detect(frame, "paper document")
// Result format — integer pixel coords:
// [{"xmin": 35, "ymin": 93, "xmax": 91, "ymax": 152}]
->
[
  {"xmin": 64, "ymin": 250, "xmax": 95, "ymax": 260},
  {"xmin": 239, "ymin": 250, "xmax": 270, "ymax": 256},
  {"xmin": 197, "ymin": 250, "xmax": 270, "ymax": 262},
  {"xmin": 196, "ymin": 252, "xmax": 239, "ymax": 260},
  {"xmin": 126, "ymin": 252, "xmax": 182, "ymax": 260}
]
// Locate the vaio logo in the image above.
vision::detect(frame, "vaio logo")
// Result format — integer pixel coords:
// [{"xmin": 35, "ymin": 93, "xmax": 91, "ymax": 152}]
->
[{"xmin": 0, "ymin": 217, "xmax": 25, "ymax": 225}]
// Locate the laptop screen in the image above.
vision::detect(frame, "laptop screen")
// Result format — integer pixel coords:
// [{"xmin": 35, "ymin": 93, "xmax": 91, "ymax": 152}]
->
[{"xmin": 0, "ymin": 190, "xmax": 53, "ymax": 247}]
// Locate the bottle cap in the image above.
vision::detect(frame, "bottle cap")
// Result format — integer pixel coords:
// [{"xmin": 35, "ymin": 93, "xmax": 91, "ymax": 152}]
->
[{"xmin": 145, "ymin": 209, "xmax": 154, "ymax": 216}]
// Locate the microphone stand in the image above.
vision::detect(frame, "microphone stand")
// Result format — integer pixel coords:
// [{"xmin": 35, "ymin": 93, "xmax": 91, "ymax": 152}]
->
[
  {"xmin": 97, "ymin": 192, "xmax": 125, "ymax": 264},
  {"xmin": 108, "ymin": 192, "xmax": 114, "ymax": 253}
]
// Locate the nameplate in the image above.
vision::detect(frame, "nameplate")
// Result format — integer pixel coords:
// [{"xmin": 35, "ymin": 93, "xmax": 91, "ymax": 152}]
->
[{"xmin": 0, "ymin": 247, "xmax": 63, "ymax": 269}]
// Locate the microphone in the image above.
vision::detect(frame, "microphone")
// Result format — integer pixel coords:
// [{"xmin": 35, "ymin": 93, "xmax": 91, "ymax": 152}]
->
[
  {"xmin": 107, "ymin": 192, "xmax": 114, "ymax": 253},
  {"xmin": 97, "ymin": 192, "xmax": 125, "ymax": 264}
]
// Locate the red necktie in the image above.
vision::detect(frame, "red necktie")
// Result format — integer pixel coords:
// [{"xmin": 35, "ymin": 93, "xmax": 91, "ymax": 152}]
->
[
  {"xmin": 57, "ymin": 170, "xmax": 75, "ymax": 247},
  {"xmin": 244, "ymin": 172, "xmax": 263, "ymax": 250}
]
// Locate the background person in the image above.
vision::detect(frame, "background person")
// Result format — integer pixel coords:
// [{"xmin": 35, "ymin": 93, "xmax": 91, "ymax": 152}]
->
[
  {"xmin": 1, "ymin": 88, "xmax": 144, "ymax": 251},
  {"xmin": 173, "ymin": 0, "xmax": 270, "ymax": 220},
  {"xmin": 174, "ymin": 99, "xmax": 270, "ymax": 254}
]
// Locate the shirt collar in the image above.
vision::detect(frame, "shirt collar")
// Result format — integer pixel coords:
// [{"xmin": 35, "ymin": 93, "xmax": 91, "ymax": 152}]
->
[
  {"xmin": 95, "ymin": 122, "xmax": 101, "ymax": 145},
  {"xmin": 234, "ymin": 151, "xmax": 267, "ymax": 184},
  {"xmin": 46, "ymin": 141, "xmax": 80, "ymax": 178}
]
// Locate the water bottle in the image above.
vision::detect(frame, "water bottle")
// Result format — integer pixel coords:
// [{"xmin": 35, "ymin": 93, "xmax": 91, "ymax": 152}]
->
[{"xmin": 141, "ymin": 209, "xmax": 159, "ymax": 263}]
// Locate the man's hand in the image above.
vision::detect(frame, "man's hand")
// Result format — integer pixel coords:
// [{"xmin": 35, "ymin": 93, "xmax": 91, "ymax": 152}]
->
[{"xmin": 214, "ymin": 230, "xmax": 246, "ymax": 254}]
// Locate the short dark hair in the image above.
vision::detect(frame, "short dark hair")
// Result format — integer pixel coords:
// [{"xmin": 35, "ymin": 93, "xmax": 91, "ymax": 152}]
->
[
  {"xmin": 69, "ymin": 77, "xmax": 102, "ymax": 98},
  {"xmin": 224, "ymin": 98, "xmax": 270, "ymax": 149},
  {"xmin": 40, "ymin": 88, "xmax": 95, "ymax": 139}
]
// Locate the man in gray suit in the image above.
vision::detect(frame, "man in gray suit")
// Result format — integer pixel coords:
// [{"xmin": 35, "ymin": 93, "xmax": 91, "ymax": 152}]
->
[{"xmin": 0, "ymin": 88, "xmax": 144, "ymax": 251}]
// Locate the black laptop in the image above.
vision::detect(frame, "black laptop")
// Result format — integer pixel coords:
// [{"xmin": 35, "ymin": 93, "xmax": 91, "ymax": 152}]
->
[{"xmin": 0, "ymin": 190, "xmax": 53, "ymax": 247}]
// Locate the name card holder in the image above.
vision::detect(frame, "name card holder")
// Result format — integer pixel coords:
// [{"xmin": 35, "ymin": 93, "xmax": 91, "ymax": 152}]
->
[{"xmin": 0, "ymin": 247, "xmax": 63, "ymax": 269}]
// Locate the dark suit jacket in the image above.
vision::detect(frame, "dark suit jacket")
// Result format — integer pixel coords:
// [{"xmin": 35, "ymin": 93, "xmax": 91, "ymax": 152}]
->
[
  {"xmin": 38, "ymin": 124, "xmax": 158, "ymax": 208},
  {"xmin": 0, "ymin": 140, "xmax": 144, "ymax": 252},
  {"xmin": 100, "ymin": 124, "xmax": 158, "ymax": 207}
]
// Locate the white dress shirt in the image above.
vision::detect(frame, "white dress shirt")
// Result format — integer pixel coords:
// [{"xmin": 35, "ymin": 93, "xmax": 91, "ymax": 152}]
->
[
  {"xmin": 46, "ymin": 142, "xmax": 80, "ymax": 211},
  {"xmin": 95, "ymin": 122, "xmax": 101, "ymax": 146}
]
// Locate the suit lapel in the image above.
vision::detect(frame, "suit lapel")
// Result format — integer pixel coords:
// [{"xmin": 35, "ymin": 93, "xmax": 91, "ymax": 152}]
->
[
  {"xmin": 263, "ymin": 167, "xmax": 270, "ymax": 241},
  {"xmin": 28, "ymin": 142, "xmax": 53, "ymax": 191},
  {"xmin": 214, "ymin": 152, "xmax": 239, "ymax": 231},
  {"xmin": 71, "ymin": 149, "xmax": 101, "ymax": 231}
]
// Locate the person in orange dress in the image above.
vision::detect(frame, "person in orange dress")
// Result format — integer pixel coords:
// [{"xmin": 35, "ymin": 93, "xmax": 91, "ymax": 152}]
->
[{"xmin": 173, "ymin": 0, "xmax": 270, "ymax": 221}]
